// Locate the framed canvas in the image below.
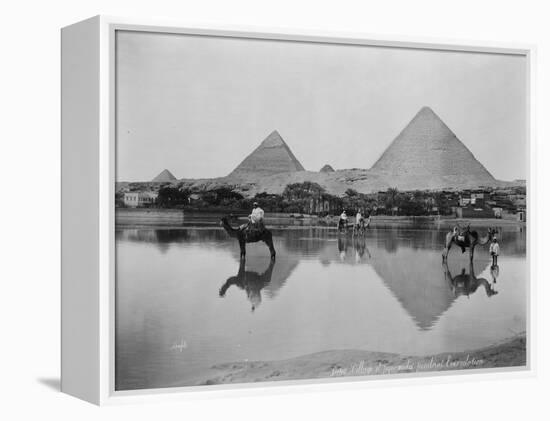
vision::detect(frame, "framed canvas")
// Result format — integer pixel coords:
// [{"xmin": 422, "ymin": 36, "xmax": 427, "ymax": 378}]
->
[{"xmin": 61, "ymin": 16, "xmax": 535, "ymax": 405}]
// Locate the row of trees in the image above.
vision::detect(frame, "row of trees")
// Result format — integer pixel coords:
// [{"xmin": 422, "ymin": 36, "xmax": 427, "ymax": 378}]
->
[
  {"xmin": 156, "ymin": 186, "xmax": 246, "ymax": 209},
  {"xmin": 144, "ymin": 183, "xmax": 458, "ymax": 216}
]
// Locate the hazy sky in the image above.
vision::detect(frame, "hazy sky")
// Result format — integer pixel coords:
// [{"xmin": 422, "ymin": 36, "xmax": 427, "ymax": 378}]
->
[{"xmin": 116, "ymin": 30, "xmax": 527, "ymax": 182}]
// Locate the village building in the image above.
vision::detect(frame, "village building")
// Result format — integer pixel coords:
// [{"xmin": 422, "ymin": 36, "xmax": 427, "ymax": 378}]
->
[
  {"xmin": 470, "ymin": 191, "xmax": 487, "ymax": 207},
  {"xmin": 455, "ymin": 206, "xmax": 494, "ymax": 219},
  {"xmin": 492, "ymin": 207, "xmax": 503, "ymax": 218},
  {"xmin": 123, "ymin": 191, "xmax": 159, "ymax": 208}
]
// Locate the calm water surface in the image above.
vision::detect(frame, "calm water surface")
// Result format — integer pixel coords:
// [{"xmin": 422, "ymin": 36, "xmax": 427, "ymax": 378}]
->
[{"xmin": 115, "ymin": 220, "xmax": 527, "ymax": 390}]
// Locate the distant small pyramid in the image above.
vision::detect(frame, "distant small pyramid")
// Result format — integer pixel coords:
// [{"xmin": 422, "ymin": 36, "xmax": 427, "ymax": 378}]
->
[
  {"xmin": 320, "ymin": 164, "xmax": 335, "ymax": 173},
  {"xmin": 371, "ymin": 106, "xmax": 495, "ymax": 185},
  {"xmin": 229, "ymin": 130, "xmax": 305, "ymax": 177},
  {"xmin": 152, "ymin": 169, "xmax": 177, "ymax": 182}
]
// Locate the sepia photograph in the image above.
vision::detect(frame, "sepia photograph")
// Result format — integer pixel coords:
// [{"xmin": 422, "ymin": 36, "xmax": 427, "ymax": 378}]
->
[{"xmin": 114, "ymin": 29, "xmax": 528, "ymax": 391}]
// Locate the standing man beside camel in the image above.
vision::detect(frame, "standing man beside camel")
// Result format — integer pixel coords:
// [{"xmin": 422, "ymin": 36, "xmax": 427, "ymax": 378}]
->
[{"xmin": 490, "ymin": 236, "xmax": 500, "ymax": 265}]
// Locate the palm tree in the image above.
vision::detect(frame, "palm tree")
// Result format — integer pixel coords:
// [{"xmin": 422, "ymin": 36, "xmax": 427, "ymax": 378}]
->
[
  {"xmin": 386, "ymin": 187, "xmax": 399, "ymax": 214},
  {"xmin": 345, "ymin": 188, "xmax": 359, "ymax": 197}
]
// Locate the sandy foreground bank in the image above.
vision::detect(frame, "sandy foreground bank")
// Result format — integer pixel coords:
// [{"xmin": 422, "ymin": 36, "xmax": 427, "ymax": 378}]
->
[{"xmin": 173, "ymin": 333, "xmax": 526, "ymax": 387}]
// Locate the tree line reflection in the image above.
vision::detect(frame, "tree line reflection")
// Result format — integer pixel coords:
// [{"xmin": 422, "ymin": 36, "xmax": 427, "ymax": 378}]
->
[{"xmin": 116, "ymin": 225, "xmax": 522, "ymax": 330}]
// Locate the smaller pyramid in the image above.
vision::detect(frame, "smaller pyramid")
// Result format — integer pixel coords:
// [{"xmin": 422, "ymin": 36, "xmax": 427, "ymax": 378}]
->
[
  {"xmin": 229, "ymin": 130, "xmax": 305, "ymax": 177},
  {"xmin": 320, "ymin": 164, "xmax": 335, "ymax": 173},
  {"xmin": 152, "ymin": 169, "xmax": 177, "ymax": 182}
]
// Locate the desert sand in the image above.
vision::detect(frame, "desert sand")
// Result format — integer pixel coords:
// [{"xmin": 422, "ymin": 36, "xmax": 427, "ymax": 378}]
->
[{"xmin": 172, "ymin": 332, "xmax": 526, "ymax": 387}]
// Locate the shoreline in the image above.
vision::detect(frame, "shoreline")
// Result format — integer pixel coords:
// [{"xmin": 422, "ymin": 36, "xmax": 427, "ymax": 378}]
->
[
  {"xmin": 115, "ymin": 209, "xmax": 525, "ymax": 230},
  {"xmin": 115, "ymin": 219, "xmax": 526, "ymax": 231},
  {"xmin": 171, "ymin": 333, "xmax": 526, "ymax": 387}
]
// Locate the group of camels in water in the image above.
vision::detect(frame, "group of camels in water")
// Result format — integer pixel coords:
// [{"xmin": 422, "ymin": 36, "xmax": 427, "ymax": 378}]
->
[
  {"xmin": 220, "ymin": 215, "xmax": 499, "ymax": 262},
  {"xmin": 218, "ymin": 219, "xmax": 500, "ymax": 312}
]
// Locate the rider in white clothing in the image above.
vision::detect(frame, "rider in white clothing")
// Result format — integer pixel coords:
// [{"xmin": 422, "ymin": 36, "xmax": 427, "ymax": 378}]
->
[
  {"xmin": 338, "ymin": 211, "xmax": 348, "ymax": 230},
  {"xmin": 248, "ymin": 202, "xmax": 265, "ymax": 230},
  {"xmin": 250, "ymin": 203, "xmax": 264, "ymax": 223}
]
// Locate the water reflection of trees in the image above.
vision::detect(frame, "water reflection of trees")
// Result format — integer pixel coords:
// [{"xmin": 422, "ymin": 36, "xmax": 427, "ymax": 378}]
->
[
  {"xmin": 366, "ymin": 226, "xmax": 526, "ymax": 257},
  {"xmin": 116, "ymin": 228, "xmax": 231, "ymax": 253},
  {"xmin": 116, "ymin": 225, "xmax": 526, "ymax": 258},
  {"xmin": 498, "ymin": 229, "xmax": 526, "ymax": 255},
  {"xmin": 369, "ymin": 228, "xmax": 443, "ymax": 254},
  {"xmin": 116, "ymin": 226, "xmax": 523, "ymax": 329},
  {"xmin": 279, "ymin": 228, "xmax": 332, "ymax": 256}
]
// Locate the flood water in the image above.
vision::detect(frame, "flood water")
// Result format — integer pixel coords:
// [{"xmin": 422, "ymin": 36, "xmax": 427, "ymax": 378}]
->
[{"xmin": 115, "ymin": 220, "xmax": 527, "ymax": 390}]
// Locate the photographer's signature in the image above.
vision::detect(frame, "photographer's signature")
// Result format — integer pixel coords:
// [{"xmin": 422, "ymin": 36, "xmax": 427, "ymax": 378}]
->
[{"xmin": 170, "ymin": 339, "xmax": 188, "ymax": 352}]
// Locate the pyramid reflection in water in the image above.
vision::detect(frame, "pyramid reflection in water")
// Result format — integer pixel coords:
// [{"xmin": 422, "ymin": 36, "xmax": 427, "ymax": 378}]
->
[{"xmin": 117, "ymin": 227, "xmax": 504, "ymax": 331}]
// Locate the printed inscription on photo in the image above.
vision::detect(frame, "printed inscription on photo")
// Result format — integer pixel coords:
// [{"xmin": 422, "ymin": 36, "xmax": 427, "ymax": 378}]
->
[{"xmin": 114, "ymin": 30, "xmax": 528, "ymax": 391}]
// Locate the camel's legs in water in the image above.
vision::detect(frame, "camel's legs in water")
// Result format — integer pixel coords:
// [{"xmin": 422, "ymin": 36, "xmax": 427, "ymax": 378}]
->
[
  {"xmin": 239, "ymin": 239, "xmax": 246, "ymax": 260},
  {"xmin": 264, "ymin": 234, "xmax": 276, "ymax": 260},
  {"xmin": 442, "ymin": 243, "xmax": 452, "ymax": 261},
  {"xmin": 442, "ymin": 232, "xmax": 453, "ymax": 261}
]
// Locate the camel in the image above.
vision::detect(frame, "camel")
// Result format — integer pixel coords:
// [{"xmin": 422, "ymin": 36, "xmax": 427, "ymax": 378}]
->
[
  {"xmin": 220, "ymin": 216, "xmax": 276, "ymax": 260},
  {"xmin": 219, "ymin": 259, "xmax": 275, "ymax": 312},
  {"xmin": 338, "ymin": 217, "xmax": 370, "ymax": 236},
  {"xmin": 443, "ymin": 260, "xmax": 498, "ymax": 298},
  {"xmin": 442, "ymin": 224, "xmax": 497, "ymax": 262},
  {"xmin": 353, "ymin": 216, "xmax": 371, "ymax": 237},
  {"xmin": 338, "ymin": 219, "xmax": 354, "ymax": 233}
]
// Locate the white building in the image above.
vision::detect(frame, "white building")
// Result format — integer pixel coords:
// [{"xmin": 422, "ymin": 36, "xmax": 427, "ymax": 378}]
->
[{"xmin": 123, "ymin": 191, "xmax": 158, "ymax": 208}]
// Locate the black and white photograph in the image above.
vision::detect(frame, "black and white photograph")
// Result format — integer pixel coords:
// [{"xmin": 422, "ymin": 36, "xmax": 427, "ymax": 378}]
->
[
  {"xmin": 114, "ymin": 29, "xmax": 528, "ymax": 391},
  {"xmin": 6, "ymin": 0, "xmax": 550, "ymax": 417}
]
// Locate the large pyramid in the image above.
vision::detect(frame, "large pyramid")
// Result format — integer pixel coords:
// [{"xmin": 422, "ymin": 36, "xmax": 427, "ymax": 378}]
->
[
  {"xmin": 152, "ymin": 169, "xmax": 177, "ymax": 182},
  {"xmin": 229, "ymin": 130, "xmax": 305, "ymax": 178},
  {"xmin": 370, "ymin": 107, "xmax": 496, "ymax": 189}
]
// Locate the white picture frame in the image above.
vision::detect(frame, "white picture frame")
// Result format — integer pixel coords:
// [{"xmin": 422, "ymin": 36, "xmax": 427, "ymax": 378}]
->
[{"xmin": 61, "ymin": 15, "xmax": 536, "ymax": 405}]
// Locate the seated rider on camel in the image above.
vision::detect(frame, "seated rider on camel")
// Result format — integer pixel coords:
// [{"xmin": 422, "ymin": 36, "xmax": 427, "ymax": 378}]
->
[
  {"xmin": 453, "ymin": 223, "xmax": 471, "ymax": 253},
  {"xmin": 356, "ymin": 210, "xmax": 363, "ymax": 227},
  {"xmin": 338, "ymin": 210, "xmax": 348, "ymax": 230},
  {"xmin": 241, "ymin": 202, "xmax": 265, "ymax": 232}
]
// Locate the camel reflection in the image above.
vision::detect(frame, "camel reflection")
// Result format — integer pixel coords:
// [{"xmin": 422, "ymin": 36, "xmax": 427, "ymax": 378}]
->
[
  {"xmin": 337, "ymin": 236, "xmax": 371, "ymax": 262},
  {"xmin": 219, "ymin": 259, "xmax": 276, "ymax": 312},
  {"xmin": 443, "ymin": 260, "xmax": 498, "ymax": 298},
  {"xmin": 353, "ymin": 236, "xmax": 371, "ymax": 261}
]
